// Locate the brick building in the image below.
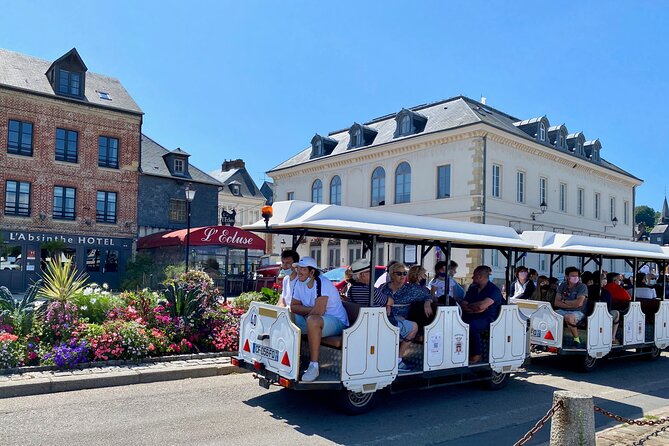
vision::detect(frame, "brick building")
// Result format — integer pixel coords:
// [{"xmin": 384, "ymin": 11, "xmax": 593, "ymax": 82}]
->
[{"xmin": 0, "ymin": 48, "xmax": 142, "ymax": 291}]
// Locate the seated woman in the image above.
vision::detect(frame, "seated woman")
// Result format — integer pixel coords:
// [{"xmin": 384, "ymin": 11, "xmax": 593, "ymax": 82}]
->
[
  {"xmin": 378, "ymin": 263, "xmax": 433, "ymax": 371},
  {"xmin": 635, "ymin": 272, "xmax": 657, "ymax": 299},
  {"xmin": 429, "ymin": 261, "xmax": 448, "ymax": 303},
  {"xmin": 509, "ymin": 266, "xmax": 535, "ymax": 300}
]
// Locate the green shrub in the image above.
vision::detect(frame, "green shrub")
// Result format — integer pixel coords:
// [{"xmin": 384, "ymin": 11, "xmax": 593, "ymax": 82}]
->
[
  {"xmin": 0, "ymin": 282, "xmax": 41, "ymax": 337},
  {"xmin": 38, "ymin": 258, "xmax": 88, "ymax": 303},
  {"xmin": 233, "ymin": 292, "xmax": 264, "ymax": 311},
  {"xmin": 160, "ymin": 284, "xmax": 207, "ymax": 322},
  {"xmin": 121, "ymin": 253, "xmax": 163, "ymax": 290}
]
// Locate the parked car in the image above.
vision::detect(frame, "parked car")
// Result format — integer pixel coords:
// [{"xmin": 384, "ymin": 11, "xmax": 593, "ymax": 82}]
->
[{"xmin": 0, "ymin": 261, "xmax": 20, "ymax": 270}]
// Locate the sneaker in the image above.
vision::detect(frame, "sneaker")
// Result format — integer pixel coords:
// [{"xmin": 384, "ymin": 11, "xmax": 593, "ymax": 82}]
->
[
  {"xmin": 573, "ymin": 339, "xmax": 583, "ymax": 349},
  {"xmin": 398, "ymin": 361, "xmax": 412, "ymax": 372},
  {"xmin": 612, "ymin": 339, "xmax": 621, "ymax": 346},
  {"xmin": 301, "ymin": 363, "xmax": 319, "ymax": 382}
]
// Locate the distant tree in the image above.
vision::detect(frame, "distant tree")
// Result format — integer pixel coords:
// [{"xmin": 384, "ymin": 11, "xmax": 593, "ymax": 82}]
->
[{"xmin": 635, "ymin": 205, "xmax": 657, "ymax": 228}]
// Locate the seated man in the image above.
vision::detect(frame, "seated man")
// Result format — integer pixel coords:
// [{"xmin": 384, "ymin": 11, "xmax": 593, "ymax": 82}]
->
[
  {"xmin": 554, "ymin": 267, "xmax": 588, "ymax": 347},
  {"xmin": 345, "ymin": 258, "xmax": 389, "ymax": 307},
  {"xmin": 277, "ymin": 249, "xmax": 299, "ymax": 308},
  {"xmin": 459, "ymin": 265, "xmax": 502, "ymax": 364},
  {"xmin": 290, "ymin": 256, "xmax": 349, "ymax": 382},
  {"xmin": 604, "ymin": 272, "xmax": 631, "ymax": 311},
  {"xmin": 635, "ymin": 272, "xmax": 657, "ymax": 299}
]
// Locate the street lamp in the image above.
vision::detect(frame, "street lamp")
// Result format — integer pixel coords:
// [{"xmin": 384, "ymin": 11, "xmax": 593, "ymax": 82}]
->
[
  {"xmin": 184, "ymin": 183, "xmax": 196, "ymax": 271},
  {"xmin": 604, "ymin": 216, "xmax": 618, "ymax": 233},
  {"xmin": 530, "ymin": 201, "xmax": 548, "ymax": 221}
]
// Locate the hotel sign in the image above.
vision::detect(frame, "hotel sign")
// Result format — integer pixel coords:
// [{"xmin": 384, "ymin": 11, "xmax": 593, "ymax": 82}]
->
[{"xmin": 2, "ymin": 231, "xmax": 130, "ymax": 247}]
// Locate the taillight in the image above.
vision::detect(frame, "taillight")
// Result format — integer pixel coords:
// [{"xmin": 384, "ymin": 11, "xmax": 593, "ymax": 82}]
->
[
  {"xmin": 279, "ymin": 378, "xmax": 291, "ymax": 388},
  {"xmin": 231, "ymin": 357, "xmax": 240, "ymax": 367},
  {"xmin": 253, "ymin": 360, "xmax": 264, "ymax": 371}
]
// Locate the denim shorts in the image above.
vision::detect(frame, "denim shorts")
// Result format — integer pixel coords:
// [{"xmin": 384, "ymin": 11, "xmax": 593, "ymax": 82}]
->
[
  {"xmin": 395, "ymin": 318, "xmax": 415, "ymax": 340},
  {"xmin": 556, "ymin": 309, "xmax": 586, "ymax": 323},
  {"xmin": 294, "ymin": 314, "xmax": 345, "ymax": 337}
]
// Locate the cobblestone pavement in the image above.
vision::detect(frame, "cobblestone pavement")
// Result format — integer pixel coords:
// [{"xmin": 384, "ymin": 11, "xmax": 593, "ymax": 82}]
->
[
  {"xmin": 596, "ymin": 407, "xmax": 669, "ymax": 446},
  {"xmin": 0, "ymin": 354, "xmax": 246, "ymax": 399}
]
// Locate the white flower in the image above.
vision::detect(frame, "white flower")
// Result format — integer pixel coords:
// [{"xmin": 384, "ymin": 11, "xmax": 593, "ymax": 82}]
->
[
  {"xmin": 83, "ymin": 288, "xmax": 92, "ymax": 296},
  {"xmin": 80, "ymin": 305, "xmax": 88, "ymax": 311},
  {"xmin": 102, "ymin": 283, "xmax": 109, "ymax": 290},
  {"xmin": 90, "ymin": 298, "xmax": 97, "ymax": 304}
]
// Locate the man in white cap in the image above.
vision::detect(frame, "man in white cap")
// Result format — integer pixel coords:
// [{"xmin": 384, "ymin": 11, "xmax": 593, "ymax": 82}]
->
[
  {"xmin": 290, "ymin": 256, "xmax": 349, "ymax": 382},
  {"xmin": 346, "ymin": 258, "xmax": 389, "ymax": 307}
]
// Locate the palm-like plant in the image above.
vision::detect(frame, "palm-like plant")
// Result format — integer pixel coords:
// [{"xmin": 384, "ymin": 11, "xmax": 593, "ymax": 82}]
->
[
  {"xmin": 38, "ymin": 258, "xmax": 88, "ymax": 303},
  {"xmin": 162, "ymin": 283, "xmax": 206, "ymax": 321},
  {"xmin": 0, "ymin": 281, "xmax": 41, "ymax": 336}
]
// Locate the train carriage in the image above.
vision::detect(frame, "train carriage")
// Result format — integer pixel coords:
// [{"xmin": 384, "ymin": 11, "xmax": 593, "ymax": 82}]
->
[{"xmin": 232, "ymin": 200, "xmax": 535, "ymax": 413}]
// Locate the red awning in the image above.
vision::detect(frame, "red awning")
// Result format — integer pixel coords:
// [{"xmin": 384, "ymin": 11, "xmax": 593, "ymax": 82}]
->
[{"xmin": 137, "ymin": 226, "xmax": 266, "ymax": 251}]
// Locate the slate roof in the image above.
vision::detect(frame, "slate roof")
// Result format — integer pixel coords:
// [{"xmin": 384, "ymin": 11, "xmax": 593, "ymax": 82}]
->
[
  {"xmin": 140, "ymin": 134, "xmax": 222, "ymax": 186},
  {"xmin": 269, "ymin": 95, "xmax": 640, "ymax": 182},
  {"xmin": 0, "ymin": 48, "xmax": 142, "ymax": 115},
  {"xmin": 209, "ymin": 167, "xmax": 263, "ymax": 199}
]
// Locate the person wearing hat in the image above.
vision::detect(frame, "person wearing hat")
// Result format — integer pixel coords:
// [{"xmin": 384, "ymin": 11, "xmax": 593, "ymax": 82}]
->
[
  {"xmin": 290, "ymin": 256, "xmax": 349, "ymax": 382},
  {"xmin": 346, "ymin": 258, "xmax": 389, "ymax": 307}
]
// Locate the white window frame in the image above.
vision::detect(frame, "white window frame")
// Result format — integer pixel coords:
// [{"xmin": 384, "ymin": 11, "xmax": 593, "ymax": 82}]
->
[
  {"xmin": 516, "ymin": 171, "xmax": 525, "ymax": 203},
  {"xmin": 287, "ymin": 191, "xmax": 294, "ymax": 201},
  {"xmin": 400, "ymin": 115, "xmax": 412, "ymax": 135},
  {"xmin": 594, "ymin": 192, "xmax": 601, "ymax": 219},
  {"xmin": 559, "ymin": 183, "xmax": 567, "ymax": 212},
  {"xmin": 577, "ymin": 188, "xmax": 585, "ymax": 216},
  {"xmin": 174, "ymin": 158, "xmax": 184, "ymax": 173},
  {"xmin": 539, "ymin": 177, "xmax": 547, "ymax": 206},
  {"xmin": 437, "ymin": 164, "xmax": 451, "ymax": 199},
  {"xmin": 624, "ymin": 200, "xmax": 629, "ymax": 225},
  {"xmin": 610, "ymin": 196, "xmax": 616, "ymax": 221},
  {"xmin": 492, "ymin": 164, "xmax": 501, "ymax": 198},
  {"xmin": 539, "ymin": 123, "xmax": 546, "ymax": 141}
]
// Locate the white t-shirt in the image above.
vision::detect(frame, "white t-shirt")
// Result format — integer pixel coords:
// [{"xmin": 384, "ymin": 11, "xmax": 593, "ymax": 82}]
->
[
  {"xmin": 292, "ymin": 275, "xmax": 349, "ymax": 326},
  {"xmin": 428, "ymin": 277, "xmax": 457, "ymax": 297},
  {"xmin": 281, "ymin": 274, "xmax": 298, "ymax": 307},
  {"xmin": 374, "ymin": 272, "xmax": 389, "ymax": 289},
  {"xmin": 635, "ymin": 287, "xmax": 657, "ymax": 299}
]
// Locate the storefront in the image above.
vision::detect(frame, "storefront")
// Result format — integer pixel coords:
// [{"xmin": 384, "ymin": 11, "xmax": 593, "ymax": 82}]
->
[
  {"xmin": 0, "ymin": 230, "xmax": 133, "ymax": 293},
  {"xmin": 137, "ymin": 225, "xmax": 266, "ymax": 297}
]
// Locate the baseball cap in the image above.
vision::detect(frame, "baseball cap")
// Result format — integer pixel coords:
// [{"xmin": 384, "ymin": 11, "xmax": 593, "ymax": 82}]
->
[
  {"xmin": 350, "ymin": 258, "xmax": 371, "ymax": 273},
  {"xmin": 294, "ymin": 256, "xmax": 318, "ymax": 269}
]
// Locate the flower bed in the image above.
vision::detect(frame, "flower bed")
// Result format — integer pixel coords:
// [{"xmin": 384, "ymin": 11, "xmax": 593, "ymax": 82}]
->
[{"xmin": 0, "ymin": 268, "xmax": 272, "ymax": 371}]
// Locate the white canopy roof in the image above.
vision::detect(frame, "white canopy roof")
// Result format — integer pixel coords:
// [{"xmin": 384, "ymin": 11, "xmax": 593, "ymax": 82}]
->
[
  {"xmin": 244, "ymin": 201, "xmax": 535, "ymax": 248},
  {"xmin": 521, "ymin": 231, "xmax": 669, "ymax": 260}
]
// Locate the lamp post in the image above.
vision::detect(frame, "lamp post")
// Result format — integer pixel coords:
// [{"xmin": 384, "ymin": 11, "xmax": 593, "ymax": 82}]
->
[{"xmin": 184, "ymin": 183, "xmax": 196, "ymax": 271}]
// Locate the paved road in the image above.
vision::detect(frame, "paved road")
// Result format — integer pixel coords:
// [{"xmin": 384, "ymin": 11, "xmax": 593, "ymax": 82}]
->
[{"xmin": 3, "ymin": 352, "xmax": 669, "ymax": 446}]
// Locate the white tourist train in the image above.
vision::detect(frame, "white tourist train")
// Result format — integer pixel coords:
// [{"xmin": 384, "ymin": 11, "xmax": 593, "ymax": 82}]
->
[{"xmin": 231, "ymin": 200, "xmax": 669, "ymax": 412}]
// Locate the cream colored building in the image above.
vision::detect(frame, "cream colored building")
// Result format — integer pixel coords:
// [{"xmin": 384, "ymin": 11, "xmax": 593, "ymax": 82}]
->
[{"xmin": 268, "ymin": 96, "xmax": 642, "ymax": 279}]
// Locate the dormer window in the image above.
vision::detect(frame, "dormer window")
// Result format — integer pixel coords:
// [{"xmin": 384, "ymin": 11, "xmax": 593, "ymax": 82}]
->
[
  {"xmin": 46, "ymin": 49, "xmax": 88, "ymax": 99},
  {"xmin": 310, "ymin": 134, "xmax": 337, "ymax": 159},
  {"xmin": 557, "ymin": 132, "xmax": 565, "ymax": 149},
  {"xmin": 174, "ymin": 158, "xmax": 184, "ymax": 173},
  {"xmin": 347, "ymin": 123, "xmax": 378, "ymax": 149},
  {"xmin": 566, "ymin": 132, "xmax": 586, "ymax": 157},
  {"xmin": 58, "ymin": 69, "xmax": 82, "ymax": 97},
  {"xmin": 230, "ymin": 184, "xmax": 241, "ymax": 195},
  {"xmin": 584, "ymin": 140, "xmax": 602, "ymax": 163},
  {"xmin": 400, "ymin": 115, "xmax": 412, "ymax": 135},
  {"xmin": 539, "ymin": 122, "xmax": 546, "ymax": 141},
  {"xmin": 394, "ymin": 109, "xmax": 428, "ymax": 138}
]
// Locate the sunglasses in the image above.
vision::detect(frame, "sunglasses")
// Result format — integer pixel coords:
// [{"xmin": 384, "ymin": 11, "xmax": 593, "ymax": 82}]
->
[{"xmin": 394, "ymin": 271, "xmax": 408, "ymax": 276}]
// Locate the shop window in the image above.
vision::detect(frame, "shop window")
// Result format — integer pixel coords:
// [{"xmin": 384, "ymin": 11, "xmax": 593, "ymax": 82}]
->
[
  {"xmin": 41, "ymin": 248, "xmax": 76, "ymax": 271},
  {"xmin": 1, "ymin": 245, "xmax": 23, "ymax": 271}
]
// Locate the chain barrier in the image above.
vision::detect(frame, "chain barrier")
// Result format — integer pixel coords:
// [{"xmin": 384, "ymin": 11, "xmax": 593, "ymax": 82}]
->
[
  {"xmin": 594, "ymin": 405, "xmax": 669, "ymax": 426},
  {"xmin": 513, "ymin": 400, "xmax": 563, "ymax": 446}
]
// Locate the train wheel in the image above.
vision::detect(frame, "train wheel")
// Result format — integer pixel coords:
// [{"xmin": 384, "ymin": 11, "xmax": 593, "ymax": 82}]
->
[
  {"xmin": 646, "ymin": 345, "xmax": 662, "ymax": 361},
  {"xmin": 486, "ymin": 370, "xmax": 510, "ymax": 390},
  {"xmin": 578, "ymin": 355, "xmax": 598, "ymax": 373},
  {"xmin": 339, "ymin": 389, "xmax": 377, "ymax": 415}
]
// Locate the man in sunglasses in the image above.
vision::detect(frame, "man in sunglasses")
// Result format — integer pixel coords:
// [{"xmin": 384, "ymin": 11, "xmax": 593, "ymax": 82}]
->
[{"xmin": 460, "ymin": 265, "xmax": 502, "ymax": 364}]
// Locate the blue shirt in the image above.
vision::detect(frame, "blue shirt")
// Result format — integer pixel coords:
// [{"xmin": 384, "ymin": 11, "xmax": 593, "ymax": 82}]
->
[
  {"xmin": 379, "ymin": 282, "xmax": 432, "ymax": 320},
  {"xmin": 463, "ymin": 281, "xmax": 502, "ymax": 322}
]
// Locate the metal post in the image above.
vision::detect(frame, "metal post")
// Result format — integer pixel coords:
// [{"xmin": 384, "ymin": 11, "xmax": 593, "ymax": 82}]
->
[
  {"xmin": 368, "ymin": 235, "xmax": 377, "ymax": 306},
  {"xmin": 549, "ymin": 391, "xmax": 595, "ymax": 446},
  {"xmin": 185, "ymin": 199, "xmax": 192, "ymax": 271}
]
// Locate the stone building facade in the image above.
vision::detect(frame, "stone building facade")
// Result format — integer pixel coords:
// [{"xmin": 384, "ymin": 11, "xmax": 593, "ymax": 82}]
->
[{"xmin": 268, "ymin": 96, "xmax": 642, "ymax": 279}]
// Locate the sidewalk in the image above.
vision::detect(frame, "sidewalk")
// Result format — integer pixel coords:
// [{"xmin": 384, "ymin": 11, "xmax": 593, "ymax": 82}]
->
[
  {"xmin": 596, "ymin": 407, "xmax": 669, "ymax": 446},
  {"xmin": 0, "ymin": 354, "xmax": 247, "ymax": 399}
]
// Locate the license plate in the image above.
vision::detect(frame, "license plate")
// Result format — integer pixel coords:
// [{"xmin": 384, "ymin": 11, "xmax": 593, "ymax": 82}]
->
[
  {"xmin": 531, "ymin": 329, "xmax": 543, "ymax": 338},
  {"xmin": 253, "ymin": 343, "xmax": 279, "ymax": 361}
]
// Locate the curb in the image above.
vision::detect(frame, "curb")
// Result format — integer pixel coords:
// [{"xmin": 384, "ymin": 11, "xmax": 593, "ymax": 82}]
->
[{"xmin": 0, "ymin": 362, "xmax": 248, "ymax": 399}]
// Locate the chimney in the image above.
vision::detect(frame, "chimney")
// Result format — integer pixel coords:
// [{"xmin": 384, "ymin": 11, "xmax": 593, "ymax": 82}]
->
[
  {"xmin": 480, "ymin": 96, "xmax": 487, "ymax": 105},
  {"xmin": 221, "ymin": 159, "xmax": 245, "ymax": 172}
]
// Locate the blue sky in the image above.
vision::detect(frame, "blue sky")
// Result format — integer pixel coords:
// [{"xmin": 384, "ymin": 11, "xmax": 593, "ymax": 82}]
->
[{"xmin": 2, "ymin": 1, "xmax": 668, "ymax": 210}]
